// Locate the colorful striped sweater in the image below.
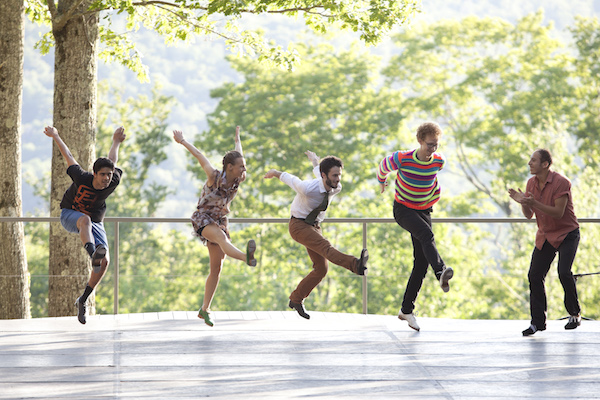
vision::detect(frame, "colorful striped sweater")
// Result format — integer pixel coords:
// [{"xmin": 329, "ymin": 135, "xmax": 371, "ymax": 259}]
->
[{"xmin": 377, "ymin": 149, "xmax": 445, "ymax": 210}]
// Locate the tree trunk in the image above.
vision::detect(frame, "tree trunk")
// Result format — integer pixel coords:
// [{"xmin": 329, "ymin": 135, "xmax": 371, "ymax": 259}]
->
[
  {"xmin": 48, "ymin": 0, "xmax": 99, "ymax": 317},
  {"xmin": 0, "ymin": 0, "xmax": 31, "ymax": 319}
]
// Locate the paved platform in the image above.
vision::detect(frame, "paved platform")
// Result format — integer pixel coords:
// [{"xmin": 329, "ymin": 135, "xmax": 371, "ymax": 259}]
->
[{"xmin": 1, "ymin": 311, "xmax": 599, "ymax": 399}]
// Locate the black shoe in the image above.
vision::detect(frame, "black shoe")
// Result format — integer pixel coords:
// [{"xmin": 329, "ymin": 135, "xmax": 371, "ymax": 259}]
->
[
  {"xmin": 91, "ymin": 244, "xmax": 107, "ymax": 266},
  {"xmin": 565, "ymin": 315, "xmax": 581, "ymax": 330},
  {"xmin": 75, "ymin": 297, "xmax": 86, "ymax": 325},
  {"xmin": 522, "ymin": 324, "xmax": 545, "ymax": 336},
  {"xmin": 354, "ymin": 249, "xmax": 369, "ymax": 276},
  {"xmin": 289, "ymin": 300, "xmax": 310, "ymax": 319}
]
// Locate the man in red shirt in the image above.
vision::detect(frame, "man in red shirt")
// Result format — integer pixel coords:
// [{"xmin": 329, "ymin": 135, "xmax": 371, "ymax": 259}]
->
[{"xmin": 509, "ymin": 149, "xmax": 582, "ymax": 336}]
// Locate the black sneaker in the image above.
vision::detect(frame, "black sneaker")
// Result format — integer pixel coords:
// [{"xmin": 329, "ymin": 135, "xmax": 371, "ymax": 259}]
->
[
  {"xmin": 91, "ymin": 244, "xmax": 107, "ymax": 267},
  {"xmin": 522, "ymin": 324, "xmax": 545, "ymax": 336},
  {"xmin": 289, "ymin": 300, "xmax": 310, "ymax": 319},
  {"xmin": 565, "ymin": 315, "xmax": 581, "ymax": 330},
  {"xmin": 75, "ymin": 297, "xmax": 87, "ymax": 325}
]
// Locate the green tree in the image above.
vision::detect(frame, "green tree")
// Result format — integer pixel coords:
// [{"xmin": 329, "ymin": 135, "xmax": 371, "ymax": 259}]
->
[
  {"xmin": 566, "ymin": 18, "xmax": 600, "ymax": 318},
  {"xmin": 195, "ymin": 41, "xmax": 403, "ymax": 214},
  {"xmin": 93, "ymin": 83, "xmax": 180, "ymax": 314},
  {"xmin": 186, "ymin": 15, "xmax": 600, "ymax": 320},
  {"xmin": 178, "ymin": 42, "xmax": 404, "ymax": 314},
  {"xmin": 95, "ymin": 83, "xmax": 175, "ymax": 217},
  {"xmin": 382, "ymin": 12, "xmax": 600, "ymax": 320},
  {"xmin": 384, "ymin": 11, "xmax": 580, "ymax": 217},
  {"xmin": 182, "ymin": 42, "xmax": 492, "ymax": 317},
  {"xmin": 23, "ymin": 0, "xmax": 422, "ymax": 317},
  {"xmin": 569, "ymin": 17, "xmax": 600, "ymax": 164}
]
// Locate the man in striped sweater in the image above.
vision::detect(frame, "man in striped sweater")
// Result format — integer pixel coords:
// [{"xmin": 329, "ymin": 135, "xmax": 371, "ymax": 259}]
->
[{"xmin": 377, "ymin": 122, "xmax": 454, "ymax": 331}]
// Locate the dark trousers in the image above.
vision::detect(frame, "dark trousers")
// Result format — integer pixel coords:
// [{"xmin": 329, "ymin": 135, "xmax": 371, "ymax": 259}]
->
[
  {"xmin": 288, "ymin": 217, "xmax": 357, "ymax": 303},
  {"xmin": 393, "ymin": 202, "xmax": 445, "ymax": 314},
  {"xmin": 528, "ymin": 228, "xmax": 581, "ymax": 328}
]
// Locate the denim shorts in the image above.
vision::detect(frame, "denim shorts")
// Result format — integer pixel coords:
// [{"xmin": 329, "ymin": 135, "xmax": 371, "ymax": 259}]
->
[{"xmin": 60, "ymin": 208, "xmax": 108, "ymax": 248}]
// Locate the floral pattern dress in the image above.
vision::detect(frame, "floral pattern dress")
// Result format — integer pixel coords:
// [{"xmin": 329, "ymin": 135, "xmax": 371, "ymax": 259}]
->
[{"xmin": 191, "ymin": 169, "xmax": 240, "ymax": 245}]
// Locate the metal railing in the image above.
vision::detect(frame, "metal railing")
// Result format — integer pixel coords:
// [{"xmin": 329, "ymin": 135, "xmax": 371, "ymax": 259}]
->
[{"xmin": 2, "ymin": 216, "xmax": 600, "ymax": 315}]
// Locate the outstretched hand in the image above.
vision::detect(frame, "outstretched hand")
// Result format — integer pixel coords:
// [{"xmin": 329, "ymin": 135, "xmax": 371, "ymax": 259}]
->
[
  {"xmin": 173, "ymin": 130, "xmax": 184, "ymax": 144},
  {"xmin": 305, "ymin": 150, "xmax": 319, "ymax": 167},
  {"xmin": 112, "ymin": 126, "xmax": 126, "ymax": 143},
  {"xmin": 264, "ymin": 169, "xmax": 281, "ymax": 179},
  {"xmin": 44, "ymin": 126, "xmax": 58, "ymax": 138}
]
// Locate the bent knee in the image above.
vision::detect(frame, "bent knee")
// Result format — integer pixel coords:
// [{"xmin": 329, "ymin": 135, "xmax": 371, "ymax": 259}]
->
[
  {"xmin": 77, "ymin": 214, "xmax": 92, "ymax": 228},
  {"xmin": 313, "ymin": 264, "xmax": 329, "ymax": 277}
]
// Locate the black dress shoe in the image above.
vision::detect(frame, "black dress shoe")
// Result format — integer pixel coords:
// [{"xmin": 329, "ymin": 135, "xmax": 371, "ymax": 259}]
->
[
  {"xmin": 354, "ymin": 248, "xmax": 368, "ymax": 276},
  {"xmin": 289, "ymin": 300, "xmax": 310, "ymax": 319}
]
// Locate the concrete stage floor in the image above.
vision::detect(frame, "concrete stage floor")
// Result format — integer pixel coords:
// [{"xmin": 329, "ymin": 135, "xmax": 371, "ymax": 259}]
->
[{"xmin": 1, "ymin": 311, "xmax": 599, "ymax": 399}]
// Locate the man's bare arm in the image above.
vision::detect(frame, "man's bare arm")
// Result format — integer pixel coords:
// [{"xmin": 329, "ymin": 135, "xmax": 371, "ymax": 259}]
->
[
  {"xmin": 108, "ymin": 126, "xmax": 126, "ymax": 164},
  {"xmin": 44, "ymin": 126, "xmax": 78, "ymax": 167}
]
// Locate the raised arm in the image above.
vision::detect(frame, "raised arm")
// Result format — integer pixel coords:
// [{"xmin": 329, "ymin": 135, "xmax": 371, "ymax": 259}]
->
[
  {"xmin": 108, "ymin": 126, "xmax": 126, "ymax": 164},
  {"xmin": 305, "ymin": 150, "xmax": 319, "ymax": 168},
  {"xmin": 234, "ymin": 126, "xmax": 243, "ymax": 155},
  {"xmin": 44, "ymin": 126, "xmax": 78, "ymax": 167},
  {"xmin": 173, "ymin": 130, "xmax": 216, "ymax": 181}
]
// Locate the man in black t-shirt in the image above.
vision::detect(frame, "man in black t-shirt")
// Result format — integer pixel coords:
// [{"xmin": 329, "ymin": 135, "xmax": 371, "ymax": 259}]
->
[{"xmin": 44, "ymin": 126, "xmax": 126, "ymax": 324}]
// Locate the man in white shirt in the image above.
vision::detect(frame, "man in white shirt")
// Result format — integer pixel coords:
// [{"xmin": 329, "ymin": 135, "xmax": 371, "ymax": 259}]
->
[{"xmin": 264, "ymin": 151, "xmax": 369, "ymax": 319}]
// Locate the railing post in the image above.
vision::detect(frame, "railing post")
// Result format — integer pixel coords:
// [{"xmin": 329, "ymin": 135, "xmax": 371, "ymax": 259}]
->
[
  {"xmin": 113, "ymin": 221, "xmax": 119, "ymax": 315},
  {"xmin": 362, "ymin": 221, "xmax": 368, "ymax": 315}
]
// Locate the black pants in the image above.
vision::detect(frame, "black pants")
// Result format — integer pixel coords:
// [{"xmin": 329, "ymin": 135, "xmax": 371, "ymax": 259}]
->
[
  {"xmin": 528, "ymin": 228, "xmax": 581, "ymax": 328},
  {"xmin": 393, "ymin": 202, "xmax": 446, "ymax": 314}
]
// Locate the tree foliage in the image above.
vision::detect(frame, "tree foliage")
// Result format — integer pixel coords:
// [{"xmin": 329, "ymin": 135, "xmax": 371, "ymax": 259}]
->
[
  {"xmin": 194, "ymin": 41, "xmax": 404, "ymax": 217},
  {"xmin": 384, "ymin": 11, "xmax": 580, "ymax": 217},
  {"xmin": 379, "ymin": 12, "xmax": 600, "ymax": 320},
  {"xmin": 24, "ymin": 12, "xmax": 600, "ymax": 321},
  {"xmin": 25, "ymin": 0, "xmax": 421, "ymax": 77},
  {"xmin": 569, "ymin": 16, "xmax": 600, "ymax": 165},
  {"xmin": 21, "ymin": 0, "xmax": 420, "ymax": 317}
]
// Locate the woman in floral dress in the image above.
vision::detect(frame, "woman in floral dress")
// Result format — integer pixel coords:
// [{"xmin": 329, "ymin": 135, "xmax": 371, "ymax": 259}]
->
[{"xmin": 173, "ymin": 126, "xmax": 256, "ymax": 326}]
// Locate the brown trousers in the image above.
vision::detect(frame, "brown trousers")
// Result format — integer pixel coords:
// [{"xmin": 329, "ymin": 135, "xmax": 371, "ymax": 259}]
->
[{"xmin": 288, "ymin": 217, "xmax": 357, "ymax": 303}]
